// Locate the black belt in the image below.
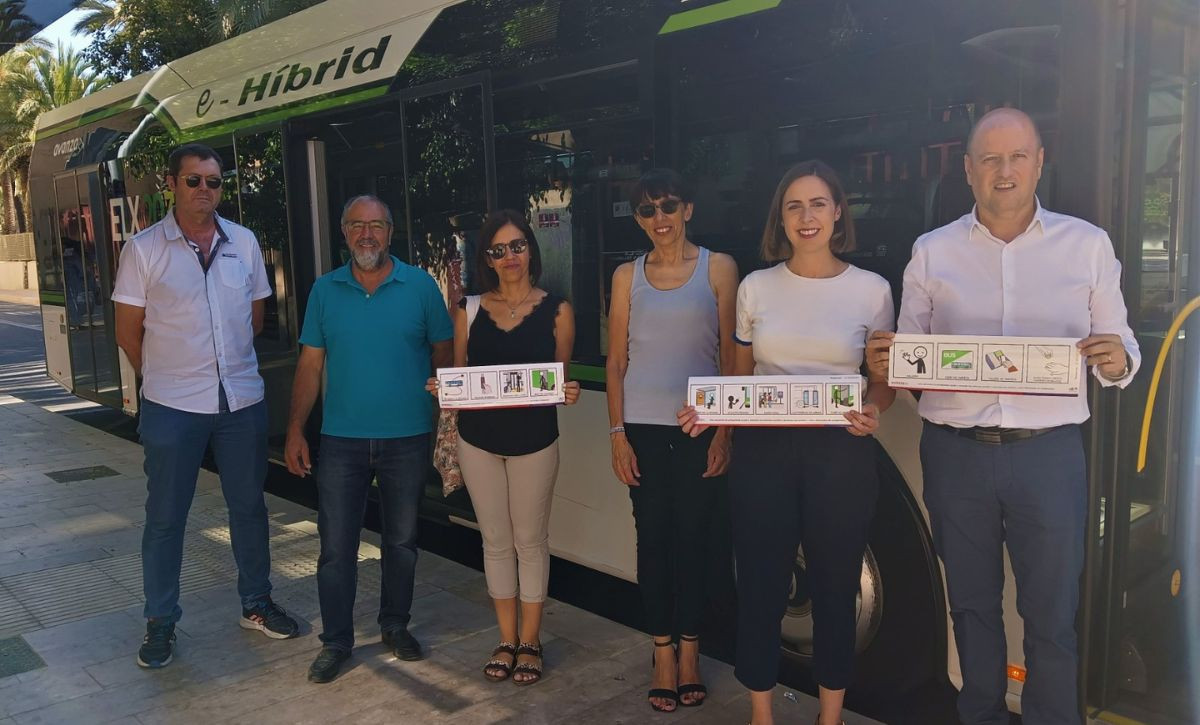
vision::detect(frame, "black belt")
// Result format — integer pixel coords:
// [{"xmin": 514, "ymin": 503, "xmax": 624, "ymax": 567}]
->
[{"xmin": 929, "ymin": 422, "xmax": 1059, "ymax": 445}]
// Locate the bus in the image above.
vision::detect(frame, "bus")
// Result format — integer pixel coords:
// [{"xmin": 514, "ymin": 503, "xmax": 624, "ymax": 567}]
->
[{"xmin": 28, "ymin": 0, "xmax": 1198, "ymax": 721}]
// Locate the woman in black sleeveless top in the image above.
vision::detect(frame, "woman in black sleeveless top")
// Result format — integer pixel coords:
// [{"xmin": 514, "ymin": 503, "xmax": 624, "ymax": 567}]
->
[{"xmin": 436, "ymin": 210, "xmax": 579, "ymax": 686}]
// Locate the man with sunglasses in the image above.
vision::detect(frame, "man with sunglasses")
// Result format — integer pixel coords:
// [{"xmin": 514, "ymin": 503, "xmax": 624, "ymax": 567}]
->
[
  {"xmin": 285, "ymin": 194, "xmax": 453, "ymax": 683},
  {"xmin": 113, "ymin": 143, "xmax": 299, "ymax": 670}
]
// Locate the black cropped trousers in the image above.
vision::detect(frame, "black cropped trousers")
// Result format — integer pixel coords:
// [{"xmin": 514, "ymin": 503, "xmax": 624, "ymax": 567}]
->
[{"xmin": 729, "ymin": 426, "xmax": 878, "ymax": 692}]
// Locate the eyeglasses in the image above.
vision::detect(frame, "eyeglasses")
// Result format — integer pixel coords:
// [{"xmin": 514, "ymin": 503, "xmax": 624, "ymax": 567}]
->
[
  {"xmin": 484, "ymin": 239, "xmax": 529, "ymax": 260},
  {"xmin": 344, "ymin": 220, "xmax": 391, "ymax": 234},
  {"xmin": 635, "ymin": 199, "xmax": 682, "ymax": 218},
  {"xmin": 181, "ymin": 175, "xmax": 223, "ymax": 190}
]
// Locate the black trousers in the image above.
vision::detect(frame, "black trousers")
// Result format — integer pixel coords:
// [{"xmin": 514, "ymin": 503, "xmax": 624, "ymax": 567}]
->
[
  {"xmin": 625, "ymin": 423, "xmax": 723, "ymax": 637},
  {"xmin": 729, "ymin": 426, "xmax": 878, "ymax": 692}
]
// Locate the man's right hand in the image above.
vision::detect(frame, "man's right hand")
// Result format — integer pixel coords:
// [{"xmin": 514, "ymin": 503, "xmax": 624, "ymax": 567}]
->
[
  {"xmin": 866, "ymin": 330, "xmax": 896, "ymax": 379},
  {"xmin": 285, "ymin": 428, "xmax": 312, "ymax": 477}
]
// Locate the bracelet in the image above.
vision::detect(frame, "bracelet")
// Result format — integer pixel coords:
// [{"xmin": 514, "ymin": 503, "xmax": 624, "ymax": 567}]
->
[{"xmin": 609, "ymin": 425, "xmax": 626, "ymax": 435}]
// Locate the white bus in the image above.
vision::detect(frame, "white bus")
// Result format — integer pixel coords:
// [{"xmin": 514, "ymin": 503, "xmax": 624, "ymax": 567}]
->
[{"xmin": 29, "ymin": 1, "xmax": 1199, "ymax": 721}]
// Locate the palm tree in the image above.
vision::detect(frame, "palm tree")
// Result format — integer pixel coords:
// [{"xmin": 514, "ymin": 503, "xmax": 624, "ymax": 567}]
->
[
  {"xmin": 0, "ymin": 0, "xmax": 40, "ymax": 53},
  {"xmin": 0, "ymin": 43, "xmax": 111, "ymax": 232},
  {"xmin": 72, "ymin": 0, "xmax": 117, "ymax": 36}
]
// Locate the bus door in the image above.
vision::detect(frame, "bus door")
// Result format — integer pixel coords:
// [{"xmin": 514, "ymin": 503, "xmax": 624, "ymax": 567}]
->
[
  {"xmin": 1089, "ymin": 3, "xmax": 1199, "ymax": 723},
  {"xmin": 53, "ymin": 168, "xmax": 124, "ymax": 408}
]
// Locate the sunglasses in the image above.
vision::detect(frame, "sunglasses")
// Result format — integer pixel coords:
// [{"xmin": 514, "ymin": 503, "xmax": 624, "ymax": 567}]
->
[
  {"xmin": 635, "ymin": 199, "xmax": 682, "ymax": 218},
  {"xmin": 181, "ymin": 175, "xmax": 223, "ymax": 190},
  {"xmin": 484, "ymin": 238, "xmax": 529, "ymax": 260}
]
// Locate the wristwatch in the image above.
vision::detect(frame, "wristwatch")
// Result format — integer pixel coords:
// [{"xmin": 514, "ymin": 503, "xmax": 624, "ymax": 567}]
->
[{"xmin": 609, "ymin": 425, "xmax": 626, "ymax": 435}]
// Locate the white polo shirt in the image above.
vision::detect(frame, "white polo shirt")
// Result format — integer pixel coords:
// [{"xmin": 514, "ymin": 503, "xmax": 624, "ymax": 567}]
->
[
  {"xmin": 112, "ymin": 209, "xmax": 273, "ymax": 414},
  {"xmin": 897, "ymin": 202, "xmax": 1141, "ymax": 429}
]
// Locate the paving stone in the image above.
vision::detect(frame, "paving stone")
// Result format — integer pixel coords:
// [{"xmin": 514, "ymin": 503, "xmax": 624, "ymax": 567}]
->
[{"xmin": 0, "ymin": 636, "xmax": 45, "ymax": 679}]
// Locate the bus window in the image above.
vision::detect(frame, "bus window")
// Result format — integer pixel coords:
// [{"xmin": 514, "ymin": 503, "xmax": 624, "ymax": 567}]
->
[
  {"xmin": 235, "ymin": 128, "xmax": 294, "ymax": 353},
  {"xmin": 493, "ymin": 63, "xmax": 650, "ymax": 364}
]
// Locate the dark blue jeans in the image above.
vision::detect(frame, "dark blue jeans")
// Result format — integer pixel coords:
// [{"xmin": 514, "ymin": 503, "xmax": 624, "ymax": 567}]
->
[
  {"xmin": 921, "ymin": 423, "xmax": 1086, "ymax": 725},
  {"xmin": 139, "ymin": 397, "xmax": 272, "ymax": 624},
  {"xmin": 316, "ymin": 433, "xmax": 428, "ymax": 651}
]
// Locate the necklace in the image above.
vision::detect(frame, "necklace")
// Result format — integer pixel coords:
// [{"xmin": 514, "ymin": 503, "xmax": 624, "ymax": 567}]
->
[{"xmin": 495, "ymin": 288, "xmax": 534, "ymax": 319}]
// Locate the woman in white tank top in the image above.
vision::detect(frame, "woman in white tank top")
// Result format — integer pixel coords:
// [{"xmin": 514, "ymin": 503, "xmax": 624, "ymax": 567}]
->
[
  {"xmin": 680, "ymin": 161, "xmax": 896, "ymax": 725},
  {"xmin": 606, "ymin": 169, "xmax": 739, "ymax": 713}
]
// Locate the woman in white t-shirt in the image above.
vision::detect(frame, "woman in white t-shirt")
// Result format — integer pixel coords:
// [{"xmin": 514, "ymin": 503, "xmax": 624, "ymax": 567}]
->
[{"xmin": 680, "ymin": 160, "xmax": 895, "ymax": 725}]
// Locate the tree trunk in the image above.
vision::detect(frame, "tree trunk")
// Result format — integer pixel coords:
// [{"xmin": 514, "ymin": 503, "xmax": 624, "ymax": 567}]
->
[{"xmin": 0, "ymin": 171, "xmax": 16, "ymax": 236}]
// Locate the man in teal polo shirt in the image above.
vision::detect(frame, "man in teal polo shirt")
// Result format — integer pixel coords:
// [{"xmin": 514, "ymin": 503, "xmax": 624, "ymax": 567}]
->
[{"xmin": 285, "ymin": 194, "xmax": 453, "ymax": 683}]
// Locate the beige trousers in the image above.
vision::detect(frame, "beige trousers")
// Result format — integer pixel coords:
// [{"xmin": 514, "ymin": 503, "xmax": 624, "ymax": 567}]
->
[{"xmin": 457, "ymin": 437, "xmax": 559, "ymax": 603}]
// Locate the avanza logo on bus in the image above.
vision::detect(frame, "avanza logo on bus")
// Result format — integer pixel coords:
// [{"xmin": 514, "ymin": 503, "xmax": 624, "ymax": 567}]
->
[{"xmin": 193, "ymin": 35, "xmax": 391, "ymax": 118}]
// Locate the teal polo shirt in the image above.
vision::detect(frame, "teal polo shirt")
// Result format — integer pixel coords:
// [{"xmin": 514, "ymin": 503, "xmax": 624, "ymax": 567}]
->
[{"xmin": 299, "ymin": 256, "xmax": 453, "ymax": 438}]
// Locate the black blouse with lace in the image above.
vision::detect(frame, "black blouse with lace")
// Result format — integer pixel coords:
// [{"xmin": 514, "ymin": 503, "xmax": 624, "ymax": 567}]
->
[{"xmin": 457, "ymin": 292, "xmax": 562, "ymax": 456}]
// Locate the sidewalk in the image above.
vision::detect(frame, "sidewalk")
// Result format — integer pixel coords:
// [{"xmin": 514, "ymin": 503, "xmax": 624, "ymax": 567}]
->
[
  {"xmin": 0, "ymin": 394, "xmax": 882, "ymax": 724},
  {"xmin": 0, "ymin": 289, "xmax": 37, "ymax": 306}
]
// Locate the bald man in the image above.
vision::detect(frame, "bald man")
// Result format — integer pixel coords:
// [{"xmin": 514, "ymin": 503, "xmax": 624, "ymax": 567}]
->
[{"xmin": 867, "ymin": 109, "xmax": 1140, "ymax": 725}]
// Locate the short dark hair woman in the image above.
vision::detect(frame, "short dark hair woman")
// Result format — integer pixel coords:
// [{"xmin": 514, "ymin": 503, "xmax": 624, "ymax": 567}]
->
[
  {"xmin": 606, "ymin": 168, "xmax": 739, "ymax": 712},
  {"xmin": 428, "ymin": 209, "xmax": 579, "ymax": 686},
  {"xmin": 680, "ymin": 160, "xmax": 895, "ymax": 725}
]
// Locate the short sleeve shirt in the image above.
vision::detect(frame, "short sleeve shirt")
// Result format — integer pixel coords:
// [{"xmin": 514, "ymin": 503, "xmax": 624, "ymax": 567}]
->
[
  {"xmin": 735, "ymin": 262, "xmax": 895, "ymax": 375},
  {"xmin": 111, "ymin": 209, "xmax": 272, "ymax": 413},
  {"xmin": 299, "ymin": 256, "xmax": 454, "ymax": 438}
]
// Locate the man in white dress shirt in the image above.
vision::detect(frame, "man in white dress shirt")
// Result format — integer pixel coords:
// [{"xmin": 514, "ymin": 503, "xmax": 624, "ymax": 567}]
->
[
  {"xmin": 113, "ymin": 143, "xmax": 298, "ymax": 670},
  {"xmin": 867, "ymin": 109, "xmax": 1140, "ymax": 725}
]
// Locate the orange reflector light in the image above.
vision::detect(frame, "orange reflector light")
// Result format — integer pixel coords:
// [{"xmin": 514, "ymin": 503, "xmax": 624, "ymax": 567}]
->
[{"xmin": 1007, "ymin": 665, "xmax": 1027, "ymax": 682}]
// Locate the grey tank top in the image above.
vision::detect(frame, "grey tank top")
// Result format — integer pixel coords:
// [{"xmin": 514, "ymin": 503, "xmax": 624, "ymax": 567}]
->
[{"xmin": 624, "ymin": 246, "xmax": 719, "ymax": 426}]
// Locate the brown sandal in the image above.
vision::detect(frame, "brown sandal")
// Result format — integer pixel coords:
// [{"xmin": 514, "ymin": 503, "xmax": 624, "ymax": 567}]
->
[
  {"xmin": 483, "ymin": 641, "xmax": 516, "ymax": 681},
  {"xmin": 512, "ymin": 641, "xmax": 543, "ymax": 686}
]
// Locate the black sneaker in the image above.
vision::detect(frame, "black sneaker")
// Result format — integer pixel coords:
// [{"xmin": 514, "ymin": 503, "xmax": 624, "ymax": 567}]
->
[
  {"xmin": 240, "ymin": 598, "xmax": 299, "ymax": 639},
  {"xmin": 137, "ymin": 620, "xmax": 176, "ymax": 669},
  {"xmin": 307, "ymin": 647, "xmax": 350, "ymax": 683},
  {"xmin": 382, "ymin": 628, "xmax": 424, "ymax": 661}
]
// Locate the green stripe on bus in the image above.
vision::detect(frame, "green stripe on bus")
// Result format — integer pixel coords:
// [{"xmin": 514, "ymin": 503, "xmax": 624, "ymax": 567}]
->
[
  {"xmin": 38, "ymin": 292, "xmax": 65, "ymax": 305},
  {"xmin": 658, "ymin": 0, "xmax": 781, "ymax": 35},
  {"xmin": 569, "ymin": 363, "xmax": 605, "ymax": 383},
  {"xmin": 176, "ymin": 83, "xmax": 391, "ymax": 142}
]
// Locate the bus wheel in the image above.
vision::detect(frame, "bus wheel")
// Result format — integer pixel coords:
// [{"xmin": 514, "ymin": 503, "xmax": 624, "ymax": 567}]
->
[
  {"xmin": 777, "ymin": 444, "xmax": 945, "ymax": 698},
  {"xmin": 779, "ymin": 546, "xmax": 884, "ymax": 660}
]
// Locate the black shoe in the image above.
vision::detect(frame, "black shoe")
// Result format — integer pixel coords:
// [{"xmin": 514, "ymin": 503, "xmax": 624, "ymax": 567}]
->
[
  {"xmin": 382, "ymin": 628, "xmax": 424, "ymax": 661},
  {"xmin": 307, "ymin": 647, "xmax": 350, "ymax": 683},
  {"xmin": 240, "ymin": 598, "xmax": 299, "ymax": 639},
  {"xmin": 137, "ymin": 620, "xmax": 176, "ymax": 669}
]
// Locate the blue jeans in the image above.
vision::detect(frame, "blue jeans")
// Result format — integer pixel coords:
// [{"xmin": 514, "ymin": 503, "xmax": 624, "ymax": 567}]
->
[
  {"xmin": 921, "ymin": 423, "xmax": 1086, "ymax": 725},
  {"xmin": 139, "ymin": 396, "xmax": 272, "ymax": 623},
  {"xmin": 316, "ymin": 434, "xmax": 428, "ymax": 651}
]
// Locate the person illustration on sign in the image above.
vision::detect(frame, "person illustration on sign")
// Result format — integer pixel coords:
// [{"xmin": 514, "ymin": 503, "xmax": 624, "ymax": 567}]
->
[
  {"xmin": 480, "ymin": 375, "xmax": 491, "ymax": 395},
  {"xmin": 901, "ymin": 345, "xmax": 928, "ymax": 374}
]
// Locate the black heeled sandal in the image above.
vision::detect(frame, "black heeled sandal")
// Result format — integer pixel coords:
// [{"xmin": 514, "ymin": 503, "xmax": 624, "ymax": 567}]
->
[
  {"xmin": 483, "ymin": 641, "xmax": 516, "ymax": 682},
  {"xmin": 676, "ymin": 634, "xmax": 707, "ymax": 707},
  {"xmin": 512, "ymin": 641, "xmax": 543, "ymax": 686},
  {"xmin": 648, "ymin": 638, "xmax": 679, "ymax": 713}
]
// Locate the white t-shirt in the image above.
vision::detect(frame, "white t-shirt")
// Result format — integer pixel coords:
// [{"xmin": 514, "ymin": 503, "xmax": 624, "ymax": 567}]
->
[{"xmin": 735, "ymin": 262, "xmax": 894, "ymax": 375}]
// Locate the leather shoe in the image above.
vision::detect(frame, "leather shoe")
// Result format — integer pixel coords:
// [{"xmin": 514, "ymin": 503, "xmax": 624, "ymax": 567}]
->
[
  {"xmin": 307, "ymin": 647, "xmax": 350, "ymax": 683},
  {"xmin": 382, "ymin": 628, "xmax": 424, "ymax": 661}
]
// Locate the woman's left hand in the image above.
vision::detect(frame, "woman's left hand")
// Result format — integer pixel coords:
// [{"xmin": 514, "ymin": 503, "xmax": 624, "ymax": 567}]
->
[
  {"xmin": 703, "ymin": 429, "xmax": 731, "ymax": 478},
  {"xmin": 563, "ymin": 380, "xmax": 581, "ymax": 405},
  {"xmin": 844, "ymin": 403, "xmax": 880, "ymax": 436}
]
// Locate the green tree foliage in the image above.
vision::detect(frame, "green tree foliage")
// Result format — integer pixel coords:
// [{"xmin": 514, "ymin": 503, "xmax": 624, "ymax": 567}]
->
[
  {"xmin": 0, "ymin": 0, "xmax": 40, "ymax": 51},
  {"xmin": 75, "ymin": 0, "xmax": 326, "ymax": 79},
  {"xmin": 0, "ymin": 43, "xmax": 110, "ymax": 232}
]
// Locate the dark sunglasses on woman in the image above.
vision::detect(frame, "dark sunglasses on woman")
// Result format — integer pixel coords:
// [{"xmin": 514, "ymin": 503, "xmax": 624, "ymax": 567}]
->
[
  {"xmin": 181, "ymin": 175, "xmax": 223, "ymax": 190},
  {"xmin": 484, "ymin": 239, "xmax": 529, "ymax": 260},
  {"xmin": 635, "ymin": 199, "xmax": 682, "ymax": 218}
]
